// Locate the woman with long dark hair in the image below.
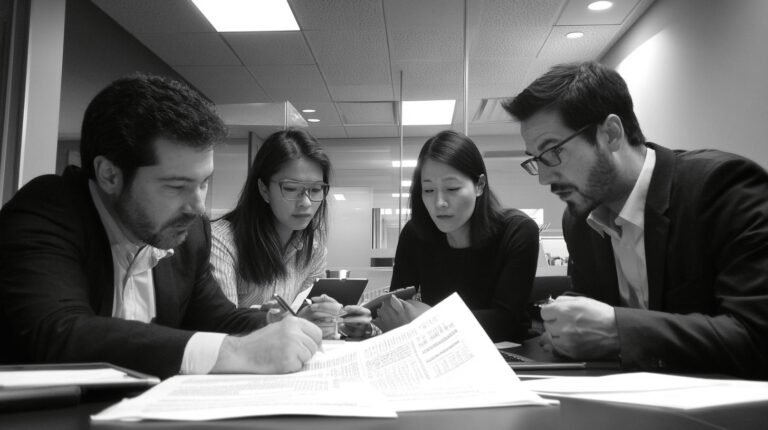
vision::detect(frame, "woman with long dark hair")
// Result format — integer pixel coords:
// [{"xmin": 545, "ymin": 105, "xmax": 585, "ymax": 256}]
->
[
  {"xmin": 210, "ymin": 128, "xmax": 330, "ymax": 308},
  {"xmin": 375, "ymin": 130, "xmax": 539, "ymax": 341}
]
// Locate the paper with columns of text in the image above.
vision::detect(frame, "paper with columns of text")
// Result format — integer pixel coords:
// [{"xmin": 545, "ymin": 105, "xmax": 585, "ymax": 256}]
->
[{"xmin": 92, "ymin": 293, "xmax": 545, "ymax": 421}]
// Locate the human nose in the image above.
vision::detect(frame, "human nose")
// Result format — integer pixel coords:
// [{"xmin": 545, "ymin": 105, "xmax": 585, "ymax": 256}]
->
[
  {"xmin": 436, "ymin": 190, "xmax": 448, "ymax": 208},
  {"xmin": 296, "ymin": 189, "xmax": 312, "ymax": 206},
  {"xmin": 537, "ymin": 164, "xmax": 556, "ymax": 186},
  {"xmin": 187, "ymin": 185, "xmax": 207, "ymax": 215}
]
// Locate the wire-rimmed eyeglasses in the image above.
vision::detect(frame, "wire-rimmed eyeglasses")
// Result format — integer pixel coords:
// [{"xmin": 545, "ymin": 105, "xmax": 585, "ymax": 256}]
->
[
  {"xmin": 272, "ymin": 180, "xmax": 329, "ymax": 202},
  {"xmin": 520, "ymin": 123, "xmax": 596, "ymax": 175}
]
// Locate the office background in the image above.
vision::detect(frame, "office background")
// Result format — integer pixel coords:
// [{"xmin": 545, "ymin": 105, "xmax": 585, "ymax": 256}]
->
[{"xmin": 2, "ymin": 0, "xmax": 767, "ymax": 287}]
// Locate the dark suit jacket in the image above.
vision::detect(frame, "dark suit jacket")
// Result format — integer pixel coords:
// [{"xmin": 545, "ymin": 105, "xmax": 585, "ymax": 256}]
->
[
  {"xmin": 564, "ymin": 143, "xmax": 768, "ymax": 379},
  {"xmin": 0, "ymin": 167, "xmax": 266, "ymax": 378}
]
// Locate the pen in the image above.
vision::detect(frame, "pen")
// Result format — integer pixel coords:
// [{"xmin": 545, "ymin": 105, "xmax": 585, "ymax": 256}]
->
[
  {"xmin": 272, "ymin": 294, "xmax": 324, "ymax": 352},
  {"xmin": 272, "ymin": 294, "xmax": 297, "ymax": 316}
]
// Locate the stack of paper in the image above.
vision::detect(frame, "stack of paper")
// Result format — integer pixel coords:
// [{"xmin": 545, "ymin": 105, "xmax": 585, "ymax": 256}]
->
[
  {"xmin": 93, "ymin": 293, "xmax": 546, "ymax": 421},
  {"xmin": 523, "ymin": 372, "xmax": 768, "ymax": 410}
]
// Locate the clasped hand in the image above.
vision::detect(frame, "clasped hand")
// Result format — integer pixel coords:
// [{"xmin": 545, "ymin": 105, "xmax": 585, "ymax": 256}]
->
[
  {"xmin": 266, "ymin": 294, "xmax": 372, "ymax": 339},
  {"xmin": 539, "ymin": 295, "xmax": 620, "ymax": 360}
]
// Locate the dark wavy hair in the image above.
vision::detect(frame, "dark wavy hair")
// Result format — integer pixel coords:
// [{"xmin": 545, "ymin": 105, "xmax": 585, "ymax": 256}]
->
[
  {"xmin": 223, "ymin": 128, "xmax": 330, "ymax": 286},
  {"xmin": 409, "ymin": 130, "xmax": 505, "ymax": 246},
  {"xmin": 80, "ymin": 73, "xmax": 226, "ymax": 184},
  {"xmin": 503, "ymin": 61, "xmax": 645, "ymax": 147}
]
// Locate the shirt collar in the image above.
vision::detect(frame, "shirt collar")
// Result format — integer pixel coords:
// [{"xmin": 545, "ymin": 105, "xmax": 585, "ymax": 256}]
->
[
  {"xmin": 587, "ymin": 147, "xmax": 657, "ymax": 237},
  {"xmin": 88, "ymin": 180, "xmax": 174, "ymax": 269}
]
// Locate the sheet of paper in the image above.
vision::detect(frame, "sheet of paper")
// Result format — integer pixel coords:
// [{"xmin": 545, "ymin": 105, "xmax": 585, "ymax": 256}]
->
[
  {"xmin": 93, "ymin": 374, "xmax": 395, "ymax": 421},
  {"xmin": 523, "ymin": 372, "xmax": 768, "ymax": 410},
  {"xmin": 304, "ymin": 293, "xmax": 547, "ymax": 412},
  {"xmin": 93, "ymin": 293, "xmax": 545, "ymax": 421},
  {"xmin": 0, "ymin": 368, "xmax": 133, "ymax": 388}
]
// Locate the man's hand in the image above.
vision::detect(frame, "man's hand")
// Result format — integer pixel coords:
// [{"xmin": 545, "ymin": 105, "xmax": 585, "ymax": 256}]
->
[
  {"xmin": 539, "ymin": 295, "xmax": 620, "ymax": 360},
  {"xmin": 373, "ymin": 296, "xmax": 431, "ymax": 332},
  {"xmin": 211, "ymin": 316, "xmax": 322, "ymax": 374}
]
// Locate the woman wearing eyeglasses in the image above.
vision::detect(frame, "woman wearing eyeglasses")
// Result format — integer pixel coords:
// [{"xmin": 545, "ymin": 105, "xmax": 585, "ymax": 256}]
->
[
  {"xmin": 374, "ymin": 130, "xmax": 540, "ymax": 342},
  {"xmin": 210, "ymin": 128, "xmax": 331, "ymax": 310},
  {"xmin": 210, "ymin": 128, "xmax": 373, "ymax": 338}
]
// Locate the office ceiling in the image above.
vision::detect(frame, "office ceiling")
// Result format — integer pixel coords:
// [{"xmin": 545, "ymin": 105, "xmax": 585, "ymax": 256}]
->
[{"xmin": 91, "ymin": 0, "xmax": 654, "ymax": 140}]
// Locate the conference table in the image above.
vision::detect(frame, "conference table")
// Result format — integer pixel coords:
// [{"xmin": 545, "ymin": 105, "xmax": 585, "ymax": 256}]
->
[{"xmin": 2, "ymin": 340, "xmax": 765, "ymax": 430}]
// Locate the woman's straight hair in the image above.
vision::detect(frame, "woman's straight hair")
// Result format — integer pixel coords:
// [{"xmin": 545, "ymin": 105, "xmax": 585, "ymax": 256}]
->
[{"xmin": 222, "ymin": 128, "xmax": 330, "ymax": 286}]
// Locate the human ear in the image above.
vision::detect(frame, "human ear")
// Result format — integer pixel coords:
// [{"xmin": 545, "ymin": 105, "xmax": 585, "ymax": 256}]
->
[
  {"xmin": 475, "ymin": 174, "xmax": 486, "ymax": 196},
  {"xmin": 603, "ymin": 114, "xmax": 625, "ymax": 151},
  {"xmin": 257, "ymin": 178, "xmax": 271, "ymax": 204},
  {"xmin": 93, "ymin": 156, "xmax": 123, "ymax": 196}
]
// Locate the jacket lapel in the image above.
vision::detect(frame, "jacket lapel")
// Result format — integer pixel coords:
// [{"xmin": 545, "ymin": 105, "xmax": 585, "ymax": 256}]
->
[
  {"xmin": 152, "ymin": 260, "xmax": 180, "ymax": 326},
  {"xmin": 644, "ymin": 143, "xmax": 674, "ymax": 310}
]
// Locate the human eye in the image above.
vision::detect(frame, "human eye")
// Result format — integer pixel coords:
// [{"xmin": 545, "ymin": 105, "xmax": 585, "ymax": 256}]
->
[
  {"xmin": 422, "ymin": 187, "xmax": 434, "ymax": 194},
  {"xmin": 281, "ymin": 183, "xmax": 300, "ymax": 193}
]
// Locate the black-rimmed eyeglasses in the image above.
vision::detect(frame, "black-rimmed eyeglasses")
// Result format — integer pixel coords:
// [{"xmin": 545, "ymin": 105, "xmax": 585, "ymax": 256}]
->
[
  {"xmin": 272, "ymin": 180, "xmax": 329, "ymax": 202},
  {"xmin": 520, "ymin": 123, "xmax": 595, "ymax": 175}
]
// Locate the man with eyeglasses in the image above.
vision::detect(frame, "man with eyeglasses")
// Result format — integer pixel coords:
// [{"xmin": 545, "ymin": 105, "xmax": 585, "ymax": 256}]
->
[{"xmin": 503, "ymin": 61, "xmax": 768, "ymax": 379}]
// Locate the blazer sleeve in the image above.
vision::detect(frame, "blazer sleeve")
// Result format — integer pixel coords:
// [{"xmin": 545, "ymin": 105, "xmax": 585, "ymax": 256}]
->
[{"xmin": 615, "ymin": 156, "xmax": 768, "ymax": 379}]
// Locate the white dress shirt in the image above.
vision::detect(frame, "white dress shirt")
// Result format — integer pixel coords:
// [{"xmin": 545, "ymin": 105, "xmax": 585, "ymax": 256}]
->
[
  {"xmin": 89, "ymin": 181, "xmax": 226, "ymax": 374},
  {"xmin": 586, "ymin": 148, "xmax": 656, "ymax": 309}
]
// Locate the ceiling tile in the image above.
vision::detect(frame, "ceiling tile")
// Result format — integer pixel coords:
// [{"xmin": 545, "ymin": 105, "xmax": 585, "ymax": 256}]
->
[
  {"xmin": 174, "ymin": 66, "xmax": 270, "ymax": 104},
  {"xmin": 478, "ymin": 0, "xmax": 565, "ymax": 28},
  {"xmin": 302, "ymin": 125, "xmax": 348, "ymax": 139},
  {"xmin": 539, "ymin": 25, "xmax": 622, "ymax": 60},
  {"xmin": 290, "ymin": 0, "xmax": 384, "ymax": 30},
  {"xmin": 92, "ymin": 0, "xmax": 214, "ymax": 33},
  {"xmin": 223, "ymin": 32, "xmax": 315, "ymax": 65},
  {"xmin": 389, "ymin": 28, "xmax": 464, "ymax": 62},
  {"xmin": 344, "ymin": 126, "xmax": 399, "ymax": 138},
  {"xmin": 289, "ymin": 101, "xmax": 343, "ymax": 126},
  {"xmin": 337, "ymin": 102, "xmax": 396, "ymax": 126},
  {"xmin": 384, "ymin": 0, "xmax": 464, "ymax": 30},
  {"xmin": 134, "ymin": 33, "xmax": 240, "ymax": 66},
  {"xmin": 558, "ymin": 0, "xmax": 641, "ymax": 25},
  {"xmin": 248, "ymin": 65, "xmax": 332, "ymax": 103},
  {"xmin": 305, "ymin": 30, "xmax": 392, "ymax": 101}
]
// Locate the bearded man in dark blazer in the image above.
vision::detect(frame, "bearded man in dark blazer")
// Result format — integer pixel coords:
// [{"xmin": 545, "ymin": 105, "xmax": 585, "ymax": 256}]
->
[
  {"xmin": 504, "ymin": 61, "xmax": 768, "ymax": 379},
  {"xmin": 0, "ymin": 74, "xmax": 322, "ymax": 378}
]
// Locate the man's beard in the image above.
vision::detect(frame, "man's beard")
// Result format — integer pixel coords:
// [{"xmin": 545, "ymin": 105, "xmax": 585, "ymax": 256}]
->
[
  {"xmin": 115, "ymin": 192, "xmax": 199, "ymax": 250},
  {"xmin": 559, "ymin": 148, "xmax": 619, "ymax": 217}
]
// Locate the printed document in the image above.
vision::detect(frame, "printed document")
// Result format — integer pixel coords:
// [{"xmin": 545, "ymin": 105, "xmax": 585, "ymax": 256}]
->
[
  {"xmin": 523, "ymin": 372, "xmax": 768, "ymax": 410},
  {"xmin": 93, "ymin": 293, "xmax": 545, "ymax": 421}
]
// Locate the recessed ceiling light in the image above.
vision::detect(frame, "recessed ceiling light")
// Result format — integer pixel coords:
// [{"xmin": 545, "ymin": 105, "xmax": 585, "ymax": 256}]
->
[
  {"xmin": 333, "ymin": 194, "xmax": 346, "ymax": 201},
  {"xmin": 566, "ymin": 32, "xmax": 584, "ymax": 39},
  {"xmin": 392, "ymin": 160, "xmax": 417, "ymax": 168},
  {"xmin": 402, "ymin": 100, "xmax": 456, "ymax": 125},
  {"xmin": 588, "ymin": 1, "xmax": 613, "ymax": 11},
  {"xmin": 401, "ymin": 180, "xmax": 412, "ymax": 187},
  {"xmin": 302, "ymin": 109, "xmax": 316, "ymax": 113},
  {"xmin": 307, "ymin": 118, "xmax": 320, "ymax": 123},
  {"xmin": 392, "ymin": 193, "xmax": 410, "ymax": 198},
  {"xmin": 191, "ymin": 0, "xmax": 300, "ymax": 32}
]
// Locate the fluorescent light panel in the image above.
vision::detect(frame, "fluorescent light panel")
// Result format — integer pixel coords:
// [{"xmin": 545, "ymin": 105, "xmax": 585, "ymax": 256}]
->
[
  {"xmin": 392, "ymin": 193, "xmax": 410, "ymax": 198},
  {"xmin": 191, "ymin": 0, "xmax": 300, "ymax": 32},
  {"xmin": 402, "ymin": 100, "xmax": 456, "ymax": 125},
  {"xmin": 401, "ymin": 180, "xmax": 412, "ymax": 187},
  {"xmin": 588, "ymin": 1, "xmax": 613, "ymax": 11},
  {"xmin": 333, "ymin": 194, "xmax": 346, "ymax": 201}
]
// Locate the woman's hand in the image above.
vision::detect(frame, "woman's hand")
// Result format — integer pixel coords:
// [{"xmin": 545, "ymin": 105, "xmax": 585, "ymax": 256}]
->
[{"xmin": 373, "ymin": 296, "xmax": 431, "ymax": 332}]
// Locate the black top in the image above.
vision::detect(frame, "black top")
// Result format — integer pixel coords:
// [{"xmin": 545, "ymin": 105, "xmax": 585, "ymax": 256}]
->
[{"xmin": 390, "ymin": 209, "xmax": 539, "ymax": 342}]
